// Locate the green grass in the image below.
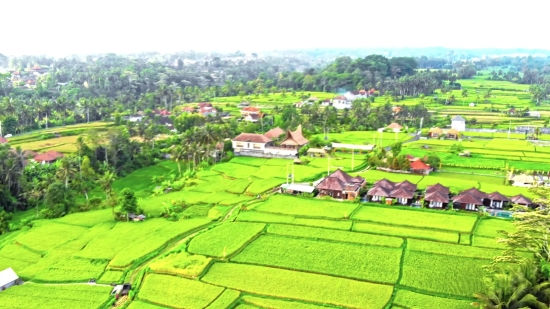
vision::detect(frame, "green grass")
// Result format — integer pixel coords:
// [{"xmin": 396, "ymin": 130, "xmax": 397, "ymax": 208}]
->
[
  {"xmin": 149, "ymin": 252, "xmax": 211, "ymax": 277},
  {"xmin": 267, "ymin": 224, "xmax": 403, "ymax": 247},
  {"xmin": 201, "ymin": 262, "xmax": 394, "ymax": 309},
  {"xmin": 206, "ymin": 289, "xmax": 241, "ymax": 309},
  {"xmin": 232, "ymin": 235, "xmax": 402, "ymax": 284},
  {"xmin": 353, "ymin": 222, "xmax": 459, "ymax": 243},
  {"xmin": 393, "ymin": 289, "xmax": 474, "ymax": 309},
  {"xmin": 352, "ymin": 206, "xmax": 477, "ymax": 233},
  {"xmin": 188, "ymin": 222, "xmax": 265, "ymax": 258},
  {"xmin": 0, "ymin": 283, "xmax": 111, "ymax": 309},
  {"xmin": 472, "ymin": 236, "xmax": 507, "ymax": 249},
  {"xmin": 254, "ymin": 195, "xmax": 359, "ymax": 219},
  {"xmin": 139, "ymin": 273, "xmax": 224, "ymax": 309},
  {"xmin": 401, "ymin": 251, "xmax": 487, "ymax": 297},
  {"xmin": 53, "ymin": 208, "xmax": 113, "ymax": 227}
]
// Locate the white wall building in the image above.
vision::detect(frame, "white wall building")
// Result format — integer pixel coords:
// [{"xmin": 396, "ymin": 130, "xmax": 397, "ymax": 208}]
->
[
  {"xmin": 451, "ymin": 115, "xmax": 466, "ymax": 132},
  {"xmin": 0, "ymin": 268, "xmax": 20, "ymax": 291}
]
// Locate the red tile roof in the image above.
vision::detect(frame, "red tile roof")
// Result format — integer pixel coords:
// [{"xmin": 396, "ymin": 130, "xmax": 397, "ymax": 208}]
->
[
  {"xmin": 241, "ymin": 106, "xmax": 260, "ymax": 112},
  {"xmin": 198, "ymin": 102, "xmax": 213, "ymax": 108},
  {"xmin": 264, "ymin": 127, "xmax": 286, "ymax": 139},
  {"xmin": 0, "ymin": 137, "xmax": 8, "ymax": 144},
  {"xmin": 34, "ymin": 150, "xmax": 64, "ymax": 162},
  {"xmin": 334, "ymin": 95, "xmax": 347, "ymax": 100},
  {"xmin": 182, "ymin": 106, "xmax": 195, "ymax": 112},
  {"xmin": 232, "ymin": 133, "xmax": 272, "ymax": 143},
  {"xmin": 387, "ymin": 122, "xmax": 403, "ymax": 130},
  {"xmin": 410, "ymin": 160, "xmax": 430, "ymax": 170}
]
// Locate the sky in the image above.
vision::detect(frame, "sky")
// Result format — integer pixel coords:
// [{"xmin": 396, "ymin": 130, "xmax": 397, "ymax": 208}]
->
[{"xmin": 2, "ymin": 0, "xmax": 547, "ymax": 56}]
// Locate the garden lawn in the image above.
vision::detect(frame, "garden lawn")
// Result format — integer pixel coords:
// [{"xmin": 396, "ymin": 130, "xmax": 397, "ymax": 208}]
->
[
  {"xmin": 201, "ymin": 262, "xmax": 394, "ymax": 309},
  {"xmin": 254, "ymin": 195, "xmax": 359, "ymax": 219},
  {"xmin": 188, "ymin": 222, "xmax": 265, "ymax": 258},
  {"xmin": 400, "ymin": 250, "xmax": 486, "ymax": 297},
  {"xmin": 352, "ymin": 206, "xmax": 477, "ymax": 233},
  {"xmin": 0, "ymin": 283, "xmax": 110, "ymax": 309},
  {"xmin": 353, "ymin": 222, "xmax": 459, "ymax": 243},
  {"xmin": 139, "ymin": 273, "xmax": 224, "ymax": 309},
  {"xmin": 232, "ymin": 235, "xmax": 402, "ymax": 284},
  {"xmin": 393, "ymin": 289, "xmax": 473, "ymax": 309},
  {"xmin": 267, "ymin": 224, "xmax": 403, "ymax": 248}
]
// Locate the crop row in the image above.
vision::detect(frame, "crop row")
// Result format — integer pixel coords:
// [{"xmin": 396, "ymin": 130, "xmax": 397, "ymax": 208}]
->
[
  {"xmin": 352, "ymin": 222, "xmax": 459, "ymax": 243},
  {"xmin": 232, "ymin": 235, "xmax": 402, "ymax": 284},
  {"xmin": 201, "ymin": 262, "xmax": 394, "ymax": 309},
  {"xmin": 237, "ymin": 210, "xmax": 353, "ymax": 230}
]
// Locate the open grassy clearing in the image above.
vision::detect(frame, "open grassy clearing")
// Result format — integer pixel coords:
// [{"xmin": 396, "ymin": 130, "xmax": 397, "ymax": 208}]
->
[
  {"xmin": 233, "ymin": 235, "xmax": 402, "ymax": 283},
  {"xmin": 201, "ymin": 262, "xmax": 394, "ymax": 308}
]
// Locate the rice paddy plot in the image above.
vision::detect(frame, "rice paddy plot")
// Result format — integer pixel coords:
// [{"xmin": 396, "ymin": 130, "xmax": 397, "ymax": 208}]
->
[
  {"xmin": 474, "ymin": 218, "xmax": 515, "ymax": 238},
  {"xmin": 188, "ymin": 222, "xmax": 265, "ymax": 258},
  {"xmin": 0, "ymin": 283, "xmax": 111, "ymax": 309},
  {"xmin": 472, "ymin": 236, "xmax": 507, "ymax": 249},
  {"xmin": 247, "ymin": 178, "xmax": 284, "ymax": 195},
  {"xmin": 267, "ymin": 224, "xmax": 403, "ymax": 247},
  {"xmin": 206, "ymin": 289, "xmax": 241, "ymax": 309},
  {"xmin": 352, "ymin": 222, "xmax": 459, "ymax": 243},
  {"xmin": 201, "ymin": 262, "xmax": 394, "ymax": 309},
  {"xmin": 407, "ymin": 239, "xmax": 504, "ymax": 260},
  {"xmin": 241, "ymin": 295, "xmax": 330, "ymax": 309},
  {"xmin": 400, "ymin": 250, "xmax": 486, "ymax": 297},
  {"xmin": 98, "ymin": 270, "xmax": 124, "ymax": 284},
  {"xmin": 139, "ymin": 273, "xmax": 224, "ymax": 309},
  {"xmin": 393, "ymin": 289, "xmax": 474, "ymax": 309},
  {"xmin": 32, "ymin": 257, "xmax": 109, "ymax": 283},
  {"xmin": 53, "ymin": 208, "xmax": 114, "ymax": 227},
  {"xmin": 126, "ymin": 301, "xmax": 166, "ymax": 309},
  {"xmin": 232, "ymin": 235, "xmax": 402, "ymax": 283},
  {"xmin": 237, "ymin": 211, "xmax": 354, "ymax": 230},
  {"xmin": 253, "ymin": 195, "xmax": 359, "ymax": 219},
  {"xmin": 148, "ymin": 251, "xmax": 211, "ymax": 277},
  {"xmin": 212, "ymin": 163, "xmax": 259, "ymax": 179},
  {"xmin": 352, "ymin": 206, "xmax": 477, "ymax": 233},
  {"xmin": 14, "ymin": 221, "xmax": 88, "ymax": 253}
]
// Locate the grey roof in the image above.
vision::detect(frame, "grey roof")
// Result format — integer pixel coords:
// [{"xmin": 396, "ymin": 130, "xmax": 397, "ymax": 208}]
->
[
  {"xmin": 0, "ymin": 268, "xmax": 19, "ymax": 287},
  {"xmin": 452, "ymin": 115, "xmax": 465, "ymax": 122}
]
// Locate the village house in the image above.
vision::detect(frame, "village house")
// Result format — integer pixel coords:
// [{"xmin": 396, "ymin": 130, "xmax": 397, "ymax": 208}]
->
[
  {"xmin": 240, "ymin": 106, "xmax": 261, "ymax": 117},
  {"xmin": 244, "ymin": 113, "xmax": 262, "ymax": 123},
  {"xmin": 264, "ymin": 127, "xmax": 286, "ymax": 140},
  {"xmin": 510, "ymin": 194, "xmax": 534, "ymax": 207},
  {"xmin": 510, "ymin": 174, "xmax": 544, "ymax": 187},
  {"xmin": 343, "ymin": 90, "xmax": 368, "ymax": 101},
  {"xmin": 320, "ymin": 98, "xmax": 331, "ymax": 107},
  {"xmin": 232, "ymin": 125, "xmax": 309, "ymax": 159},
  {"xmin": 367, "ymin": 179, "xmax": 418, "ymax": 205},
  {"xmin": 181, "ymin": 106, "xmax": 195, "ymax": 113},
  {"xmin": 0, "ymin": 268, "xmax": 20, "ymax": 291},
  {"xmin": 424, "ymin": 183, "xmax": 450, "ymax": 208},
  {"xmin": 446, "ymin": 128, "xmax": 460, "ymax": 139},
  {"xmin": 152, "ymin": 109, "xmax": 171, "ymax": 116},
  {"xmin": 316, "ymin": 169, "xmax": 366, "ymax": 200},
  {"xmin": 386, "ymin": 123, "xmax": 403, "ymax": 133},
  {"xmin": 34, "ymin": 150, "xmax": 65, "ymax": 164},
  {"xmin": 410, "ymin": 160, "xmax": 431, "ymax": 175},
  {"xmin": 199, "ymin": 106, "xmax": 217, "ymax": 117},
  {"xmin": 0, "ymin": 137, "xmax": 8, "ymax": 144},
  {"xmin": 428, "ymin": 127, "xmax": 443, "ymax": 138},
  {"xmin": 452, "ymin": 187, "xmax": 488, "ymax": 211},
  {"xmin": 332, "ymin": 96, "xmax": 351, "ymax": 110},
  {"xmin": 306, "ymin": 148, "xmax": 327, "ymax": 157},
  {"xmin": 486, "ymin": 191, "xmax": 510, "ymax": 209},
  {"xmin": 451, "ymin": 115, "xmax": 466, "ymax": 131}
]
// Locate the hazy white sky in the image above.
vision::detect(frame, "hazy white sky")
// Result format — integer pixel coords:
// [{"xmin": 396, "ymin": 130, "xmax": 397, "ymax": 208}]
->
[{"xmin": 2, "ymin": 0, "xmax": 546, "ymax": 56}]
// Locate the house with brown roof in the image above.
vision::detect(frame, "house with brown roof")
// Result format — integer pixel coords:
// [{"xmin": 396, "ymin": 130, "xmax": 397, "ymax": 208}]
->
[
  {"xmin": 181, "ymin": 106, "xmax": 195, "ymax": 113},
  {"xmin": 487, "ymin": 191, "xmax": 510, "ymax": 209},
  {"xmin": 232, "ymin": 125, "xmax": 309, "ymax": 159},
  {"xmin": 332, "ymin": 96, "xmax": 351, "ymax": 110},
  {"xmin": 452, "ymin": 187, "xmax": 488, "ymax": 211},
  {"xmin": 424, "ymin": 183, "xmax": 450, "ymax": 208},
  {"xmin": 367, "ymin": 179, "xmax": 418, "ymax": 205},
  {"xmin": 244, "ymin": 113, "xmax": 262, "ymax": 123},
  {"xmin": 387, "ymin": 123, "xmax": 403, "ymax": 132},
  {"xmin": 0, "ymin": 137, "xmax": 8, "ymax": 144},
  {"xmin": 316, "ymin": 169, "xmax": 365, "ymax": 200},
  {"xmin": 410, "ymin": 160, "xmax": 431, "ymax": 175},
  {"xmin": 264, "ymin": 127, "xmax": 285, "ymax": 140},
  {"xmin": 428, "ymin": 127, "xmax": 443, "ymax": 138},
  {"xmin": 34, "ymin": 150, "xmax": 64, "ymax": 164},
  {"xmin": 510, "ymin": 194, "xmax": 534, "ymax": 207}
]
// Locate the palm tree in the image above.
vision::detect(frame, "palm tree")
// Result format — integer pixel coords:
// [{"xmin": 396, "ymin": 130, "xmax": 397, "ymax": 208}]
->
[
  {"xmin": 171, "ymin": 145, "xmax": 185, "ymax": 177},
  {"xmin": 97, "ymin": 171, "xmax": 116, "ymax": 212},
  {"xmin": 56, "ymin": 157, "xmax": 77, "ymax": 189},
  {"xmin": 474, "ymin": 262, "xmax": 550, "ymax": 309},
  {"xmin": 462, "ymin": 89, "xmax": 468, "ymax": 106}
]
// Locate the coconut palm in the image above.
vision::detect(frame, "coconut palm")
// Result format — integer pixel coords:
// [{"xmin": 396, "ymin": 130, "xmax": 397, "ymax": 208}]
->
[
  {"xmin": 170, "ymin": 145, "xmax": 186, "ymax": 177},
  {"xmin": 56, "ymin": 157, "xmax": 77, "ymax": 189},
  {"xmin": 97, "ymin": 171, "xmax": 116, "ymax": 209}
]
